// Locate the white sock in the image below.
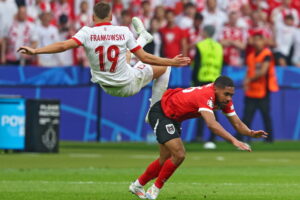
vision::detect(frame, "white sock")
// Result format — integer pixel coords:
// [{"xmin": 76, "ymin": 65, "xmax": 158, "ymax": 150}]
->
[
  {"xmin": 137, "ymin": 35, "xmax": 148, "ymax": 48},
  {"xmin": 134, "ymin": 179, "xmax": 142, "ymax": 187},
  {"xmin": 131, "ymin": 35, "xmax": 147, "ymax": 59},
  {"xmin": 150, "ymin": 67, "xmax": 171, "ymax": 107}
]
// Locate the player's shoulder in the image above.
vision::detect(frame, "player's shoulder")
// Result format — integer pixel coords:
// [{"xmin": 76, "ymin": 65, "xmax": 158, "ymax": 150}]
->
[
  {"xmin": 80, "ymin": 26, "xmax": 92, "ymax": 31},
  {"xmin": 116, "ymin": 25, "xmax": 132, "ymax": 33},
  {"xmin": 199, "ymin": 84, "xmax": 215, "ymax": 98}
]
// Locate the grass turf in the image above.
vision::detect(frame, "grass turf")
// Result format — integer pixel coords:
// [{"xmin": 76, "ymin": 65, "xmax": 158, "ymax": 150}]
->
[{"xmin": 0, "ymin": 141, "xmax": 300, "ymax": 200}]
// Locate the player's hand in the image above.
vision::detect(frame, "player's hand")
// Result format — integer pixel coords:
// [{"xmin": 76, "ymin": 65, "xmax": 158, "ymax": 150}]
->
[
  {"xmin": 233, "ymin": 140, "xmax": 252, "ymax": 152},
  {"xmin": 250, "ymin": 130, "xmax": 268, "ymax": 138},
  {"xmin": 173, "ymin": 54, "xmax": 191, "ymax": 66},
  {"xmin": 17, "ymin": 46, "xmax": 37, "ymax": 55}
]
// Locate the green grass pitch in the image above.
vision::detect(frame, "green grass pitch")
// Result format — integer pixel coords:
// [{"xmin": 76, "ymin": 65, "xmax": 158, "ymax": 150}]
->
[{"xmin": 1, "ymin": 141, "xmax": 300, "ymax": 200}]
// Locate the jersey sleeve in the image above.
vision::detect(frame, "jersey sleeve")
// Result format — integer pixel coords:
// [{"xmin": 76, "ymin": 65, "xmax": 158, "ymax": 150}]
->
[
  {"xmin": 126, "ymin": 28, "xmax": 141, "ymax": 53},
  {"xmin": 72, "ymin": 26, "xmax": 89, "ymax": 46},
  {"xmin": 197, "ymin": 96, "xmax": 214, "ymax": 114},
  {"xmin": 222, "ymin": 101, "xmax": 236, "ymax": 117}
]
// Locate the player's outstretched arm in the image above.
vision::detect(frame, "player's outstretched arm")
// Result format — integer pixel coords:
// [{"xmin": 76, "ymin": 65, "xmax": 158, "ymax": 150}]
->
[
  {"xmin": 227, "ymin": 115, "xmax": 268, "ymax": 138},
  {"xmin": 200, "ymin": 111, "xmax": 252, "ymax": 152},
  {"xmin": 17, "ymin": 39, "xmax": 79, "ymax": 55},
  {"xmin": 133, "ymin": 48, "xmax": 191, "ymax": 67}
]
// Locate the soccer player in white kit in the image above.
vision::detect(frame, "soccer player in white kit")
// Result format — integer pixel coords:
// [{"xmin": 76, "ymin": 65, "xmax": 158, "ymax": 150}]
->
[{"xmin": 18, "ymin": 2, "xmax": 191, "ymax": 110}]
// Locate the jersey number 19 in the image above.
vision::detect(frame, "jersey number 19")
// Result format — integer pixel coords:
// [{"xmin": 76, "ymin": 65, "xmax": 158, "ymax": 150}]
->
[{"xmin": 95, "ymin": 45, "xmax": 120, "ymax": 73}]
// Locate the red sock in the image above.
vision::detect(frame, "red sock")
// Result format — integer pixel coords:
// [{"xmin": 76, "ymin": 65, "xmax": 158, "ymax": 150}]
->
[
  {"xmin": 154, "ymin": 159, "xmax": 178, "ymax": 189},
  {"xmin": 138, "ymin": 159, "xmax": 162, "ymax": 186}
]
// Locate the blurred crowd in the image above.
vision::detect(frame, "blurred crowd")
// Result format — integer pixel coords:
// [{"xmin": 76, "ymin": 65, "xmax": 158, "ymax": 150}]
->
[{"xmin": 1, "ymin": 0, "xmax": 300, "ymax": 67}]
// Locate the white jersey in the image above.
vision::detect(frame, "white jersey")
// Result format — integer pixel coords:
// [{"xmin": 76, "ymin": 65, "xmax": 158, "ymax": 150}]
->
[{"xmin": 72, "ymin": 22, "xmax": 141, "ymax": 87}]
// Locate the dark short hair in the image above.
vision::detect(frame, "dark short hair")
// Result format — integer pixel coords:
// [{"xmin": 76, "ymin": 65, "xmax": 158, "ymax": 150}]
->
[
  {"xmin": 184, "ymin": 2, "xmax": 195, "ymax": 9},
  {"xmin": 93, "ymin": 2, "xmax": 111, "ymax": 19},
  {"xmin": 121, "ymin": 9, "xmax": 130, "ymax": 17},
  {"xmin": 214, "ymin": 76, "xmax": 234, "ymax": 88},
  {"xmin": 203, "ymin": 25, "xmax": 215, "ymax": 37},
  {"xmin": 194, "ymin": 12, "xmax": 203, "ymax": 21},
  {"xmin": 285, "ymin": 14, "xmax": 294, "ymax": 20},
  {"xmin": 165, "ymin": 9, "xmax": 175, "ymax": 16}
]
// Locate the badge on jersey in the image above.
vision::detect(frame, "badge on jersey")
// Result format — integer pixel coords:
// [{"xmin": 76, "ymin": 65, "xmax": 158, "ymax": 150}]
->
[
  {"xmin": 207, "ymin": 99, "xmax": 214, "ymax": 108},
  {"xmin": 166, "ymin": 124, "xmax": 175, "ymax": 135}
]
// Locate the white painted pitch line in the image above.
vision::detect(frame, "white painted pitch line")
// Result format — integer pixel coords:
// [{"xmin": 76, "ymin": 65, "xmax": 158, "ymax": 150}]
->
[
  {"xmin": 68, "ymin": 153, "xmax": 103, "ymax": 158},
  {"xmin": 257, "ymin": 158, "xmax": 290, "ymax": 163}
]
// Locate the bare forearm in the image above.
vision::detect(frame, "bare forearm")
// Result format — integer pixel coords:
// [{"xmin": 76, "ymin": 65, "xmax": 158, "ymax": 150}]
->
[
  {"xmin": 232, "ymin": 121, "xmax": 252, "ymax": 136},
  {"xmin": 208, "ymin": 121, "xmax": 237, "ymax": 143},
  {"xmin": 35, "ymin": 41, "xmax": 69, "ymax": 54},
  {"xmin": 141, "ymin": 52, "xmax": 177, "ymax": 66}
]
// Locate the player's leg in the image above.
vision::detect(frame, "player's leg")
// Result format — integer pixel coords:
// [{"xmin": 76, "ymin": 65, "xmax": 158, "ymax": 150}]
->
[
  {"xmin": 145, "ymin": 103, "xmax": 183, "ymax": 199},
  {"xmin": 130, "ymin": 144, "xmax": 171, "ymax": 199},
  {"xmin": 129, "ymin": 102, "xmax": 171, "ymax": 199},
  {"xmin": 143, "ymin": 65, "xmax": 171, "ymax": 123},
  {"xmin": 146, "ymin": 138, "xmax": 185, "ymax": 200},
  {"xmin": 128, "ymin": 17, "xmax": 153, "ymax": 61},
  {"xmin": 132, "ymin": 17, "xmax": 153, "ymax": 47},
  {"xmin": 150, "ymin": 65, "xmax": 171, "ymax": 105}
]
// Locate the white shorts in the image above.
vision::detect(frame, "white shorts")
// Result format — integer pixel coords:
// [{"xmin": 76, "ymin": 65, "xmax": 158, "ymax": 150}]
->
[{"xmin": 100, "ymin": 61, "xmax": 153, "ymax": 97}]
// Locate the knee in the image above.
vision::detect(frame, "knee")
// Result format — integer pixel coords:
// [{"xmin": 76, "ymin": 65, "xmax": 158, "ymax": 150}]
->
[{"xmin": 173, "ymin": 151, "xmax": 185, "ymax": 164}]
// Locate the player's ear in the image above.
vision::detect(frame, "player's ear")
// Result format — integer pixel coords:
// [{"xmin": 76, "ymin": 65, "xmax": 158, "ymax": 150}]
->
[{"xmin": 92, "ymin": 14, "xmax": 95, "ymax": 23}]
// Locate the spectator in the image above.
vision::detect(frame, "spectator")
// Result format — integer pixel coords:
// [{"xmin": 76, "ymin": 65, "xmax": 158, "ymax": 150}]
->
[
  {"xmin": 175, "ymin": 2, "xmax": 197, "ymax": 30},
  {"xmin": 187, "ymin": 12, "xmax": 203, "ymax": 58},
  {"xmin": 193, "ymin": 0, "xmax": 206, "ymax": 12},
  {"xmin": 218, "ymin": 0, "xmax": 249, "ymax": 13},
  {"xmin": 0, "ymin": 0, "xmax": 18, "ymax": 45},
  {"xmin": 241, "ymin": 33, "xmax": 279, "ymax": 143},
  {"xmin": 247, "ymin": 10, "xmax": 275, "ymax": 56},
  {"xmin": 119, "ymin": 9, "xmax": 131, "ymax": 27},
  {"xmin": 138, "ymin": 0, "xmax": 152, "ymax": 30},
  {"xmin": 159, "ymin": 9, "xmax": 188, "ymax": 58},
  {"xmin": 2, "ymin": 6, "xmax": 37, "ymax": 65},
  {"xmin": 250, "ymin": 0, "xmax": 271, "ymax": 16},
  {"xmin": 57, "ymin": 14, "xmax": 74, "ymax": 66},
  {"xmin": 74, "ymin": 0, "xmax": 94, "ymax": 18},
  {"xmin": 202, "ymin": 0, "xmax": 228, "ymax": 39},
  {"xmin": 219, "ymin": 11, "xmax": 247, "ymax": 67},
  {"xmin": 26, "ymin": 0, "xmax": 51, "ymax": 22},
  {"xmin": 75, "ymin": 0, "xmax": 92, "ymax": 29},
  {"xmin": 36, "ymin": 12, "xmax": 61, "ymax": 67},
  {"xmin": 75, "ymin": 0, "xmax": 91, "ymax": 67},
  {"xmin": 52, "ymin": 0, "xmax": 72, "ymax": 24},
  {"xmin": 271, "ymin": 0, "xmax": 299, "ymax": 26},
  {"xmin": 274, "ymin": 14, "xmax": 297, "ymax": 66},
  {"xmin": 144, "ymin": 18, "xmax": 163, "ymax": 57},
  {"xmin": 236, "ymin": 4, "xmax": 252, "ymax": 30},
  {"xmin": 191, "ymin": 25, "xmax": 223, "ymax": 145},
  {"xmin": 292, "ymin": 27, "xmax": 300, "ymax": 67},
  {"xmin": 112, "ymin": 0, "xmax": 123, "ymax": 22},
  {"xmin": 153, "ymin": 5, "xmax": 166, "ymax": 28}
]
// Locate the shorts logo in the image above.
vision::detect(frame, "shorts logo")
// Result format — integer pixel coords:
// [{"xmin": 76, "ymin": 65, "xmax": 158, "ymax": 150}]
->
[{"xmin": 166, "ymin": 124, "xmax": 175, "ymax": 135}]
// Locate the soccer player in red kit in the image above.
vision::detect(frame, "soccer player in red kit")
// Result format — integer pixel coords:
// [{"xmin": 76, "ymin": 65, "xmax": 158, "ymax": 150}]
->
[{"xmin": 129, "ymin": 76, "xmax": 268, "ymax": 200}]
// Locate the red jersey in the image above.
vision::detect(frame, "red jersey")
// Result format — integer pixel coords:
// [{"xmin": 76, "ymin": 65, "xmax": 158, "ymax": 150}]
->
[
  {"xmin": 160, "ymin": 26, "xmax": 187, "ymax": 58},
  {"xmin": 221, "ymin": 25, "xmax": 247, "ymax": 67},
  {"xmin": 161, "ymin": 84, "xmax": 236, "ymax": 122}
]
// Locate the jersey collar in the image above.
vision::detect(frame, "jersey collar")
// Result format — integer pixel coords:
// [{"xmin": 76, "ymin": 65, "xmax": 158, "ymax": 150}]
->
[{"xmin": 94, "ymin": 22, "xmax": 112, "ymax": 27}]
